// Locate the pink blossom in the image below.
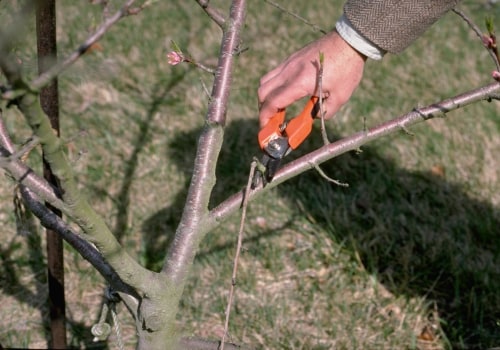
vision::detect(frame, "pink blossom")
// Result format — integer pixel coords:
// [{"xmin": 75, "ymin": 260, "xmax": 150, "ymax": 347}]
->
[
  {"xmin": 492, "ymin": 70, "xmax": 500, "ymax": 80},
  {"xmin": 167, "ymin": 51, "xmax": 183, "ymax": 65}
]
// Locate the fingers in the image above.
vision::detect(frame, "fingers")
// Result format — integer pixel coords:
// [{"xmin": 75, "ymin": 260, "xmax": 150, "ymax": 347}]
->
[
  {"xmin": 258, "ymin": 60, "xmax": 315, "ymax": 127},
  {"xmin": 258, "ymin": 78, "xmax": 309, "ymax": 128},
  {"xmin": 259, "ymin": 64, "xmax": 281, "ymax": 88}
]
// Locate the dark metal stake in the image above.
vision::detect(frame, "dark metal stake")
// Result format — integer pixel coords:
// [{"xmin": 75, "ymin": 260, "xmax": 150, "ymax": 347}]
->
[{"xmin": 36, "ymin": 1, "xmax": 67, "ymax": 348}]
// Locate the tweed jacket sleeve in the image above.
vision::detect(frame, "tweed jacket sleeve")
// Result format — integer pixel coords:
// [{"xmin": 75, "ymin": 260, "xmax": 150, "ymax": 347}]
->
[{"xmin": 343, "ymin": 0, "xmax": 461, "ymax": 53}]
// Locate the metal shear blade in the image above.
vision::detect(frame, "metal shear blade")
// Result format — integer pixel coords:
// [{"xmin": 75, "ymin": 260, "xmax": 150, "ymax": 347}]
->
[
  {"xmin": 250, "ymin": 154, "xmax": 279, "ymax": 189},
  {"xmin": 251, "ymin": 137, "xmax": 289, "ymax": 188},
  {"xmin": 253, "ymin": 96, "xmax": 320, "ymax": 188}
]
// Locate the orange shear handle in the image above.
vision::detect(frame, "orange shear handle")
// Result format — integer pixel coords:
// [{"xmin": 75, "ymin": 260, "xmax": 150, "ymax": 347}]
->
[
  {"xmin": 258, "ymin": 96, "xmax": 319, "ymax": 151},
  {"xmin": 258, "ymin": 109, "xmax": 285, "ymax": 151},
  {"xmin": 285, "ymin": 96, "xmax": 319, "ymax": 150}
]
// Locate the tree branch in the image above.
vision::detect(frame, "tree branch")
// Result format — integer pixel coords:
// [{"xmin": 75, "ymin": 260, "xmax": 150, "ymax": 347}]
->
[
  {"xmin": 208, "ymin": 81, "xmax": 500, "ymax": 227},
  {"xmin": 1, "ymin": 36, "xmax": 153, "ymax": 293},
  {"xmin": 194, "ymin": 0, "xmax": 226, "ymax": 29},
  {"xmin": 21, "ymin": 186, "xmax": 139, "ymax": 297},
  {"xmin": 220, "ymin": 161, "xmax": 256, "ymax": 349},
  {"xmin": 17, "ymin": 90, "xmax": 154, "ymax": 292},
  {"xmin": 162, "ymin": 0, "xmax": 247, "ymax": 284},
  {"xmin": 0, "ymin": 109, "xmax": 137, "ymax": 297},
  {"xmin": 453, "ymin": 7, "xmax": 500, "ymax": 71}
]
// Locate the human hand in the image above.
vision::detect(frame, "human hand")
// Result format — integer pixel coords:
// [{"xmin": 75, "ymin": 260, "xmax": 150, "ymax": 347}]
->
[{"xmin": 258, "ymin": 30, "xmax": 367, "ymax": 128}]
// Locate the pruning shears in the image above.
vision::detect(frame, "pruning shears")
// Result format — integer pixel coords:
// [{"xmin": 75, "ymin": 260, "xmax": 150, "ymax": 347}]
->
[{"xmin": 252, "ymin": 96, "xmax": 320, "ymax": 188}]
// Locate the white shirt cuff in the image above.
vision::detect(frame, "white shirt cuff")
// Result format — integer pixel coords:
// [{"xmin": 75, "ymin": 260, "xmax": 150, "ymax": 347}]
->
[{"xmin": 335, "ymin": 14, "xmax": 386, "ymax": 60}]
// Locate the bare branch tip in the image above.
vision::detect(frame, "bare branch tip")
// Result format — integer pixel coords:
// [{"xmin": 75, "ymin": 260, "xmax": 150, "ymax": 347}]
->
[
  {"xmin": 252, "ymin": 156, "xmax": 266, "ymax": 174},
  {"xmin": 195, "ymin": 0, "xmax": 226, "ymax": 29},
  {"xmin": 264, "ymin": 0, "xmax": 327, "ymax": 34},
  {"xmin": 310, "ymin": 162, "xmax": 349, "ymax": 187},
  {"xmin": 400, "ymin": 123, "xmax": 415, "ymax": 136}
]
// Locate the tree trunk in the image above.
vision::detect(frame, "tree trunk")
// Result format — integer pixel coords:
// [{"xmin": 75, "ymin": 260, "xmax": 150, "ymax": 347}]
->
[{"xmin": 36, "ymin": 0, "xmax": 67, "ymax": 348}]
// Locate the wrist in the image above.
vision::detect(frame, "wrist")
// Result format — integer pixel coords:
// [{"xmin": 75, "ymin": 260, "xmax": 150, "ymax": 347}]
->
[{"xmin": 335, "ymin": 14, "xmax": 386, "ymax": 60}]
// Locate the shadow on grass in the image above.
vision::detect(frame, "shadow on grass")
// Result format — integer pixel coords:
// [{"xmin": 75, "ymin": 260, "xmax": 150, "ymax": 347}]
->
[
  {"xmin": 286, "ymin": 145, "xmax": 500, "ymax": 349},
  {"xmin": 143, "ymin": 118, "xmax": 500, "ymax": 349},
  {"xmin": 112, "ymin": 70, "xmax": 187, "ymax": 242},
  {"xmin": 0, "ymin": 71, "xmax": 188, "ymax": 349},
  {"xmin": 0, "ymin": 211, "xmax": 50, "ymax": 342},
  {"xmin": 0, "ymin": 210, "xmax": 107, "ymax": 348},
  {"xmin": 141, "ymin": 116, "xmax": 263, "ymax": 271}
]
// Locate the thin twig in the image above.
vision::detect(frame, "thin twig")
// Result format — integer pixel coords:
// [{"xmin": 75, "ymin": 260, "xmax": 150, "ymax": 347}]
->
[
  {"xmin": 170, "ymin": 40, "xmax": 216, "ymax": 74},
  {"xmin": 195, "ymin": 0, "xmax": 226, "ymax": 29},
  {"xmin": 220, "ymin": 161, "xmax": 257, "ymax": 350},
  {"xmin": 127, "ymin": 0, "xmax": 155, "ymax": 15},
  {"xmin": 452, "ymin": 7, "xmax": 500, "ymax": 71},
  {"xmin": 310, "ymin": 162, "xmax": 348, "ymax": 187},
  {"xmin": 0, "ymin": 111, "xmax": 40, "ymax": 161},
  {"xmin": 199, "ymin": 77, "xmax": 212, "ymax": 99},
  {"xmin": 31, "ymin": 0, "xmax": 139, "ymax": 91},
  {"xmin": 400, "ymin": 122, "xmax": 415, "ymax": 136},
  {"xmin": 186, "ymin": 56, "xmax": 216, "ymax": 74},
  {"xmin": 263, "ymin": 0, "xmax": 327, "ymax": 34},
  {"xmin": 317, "ymin": 52, "xmax": 330, "ymax": 145},
  {"xmin": 101, "ymin": 0, "xmax": 112, "ymax": 19},
  {"xmin": 9, "ymin": 136, "xmax": 40, "ymax": 162},
  {"xmin": 0, "ymin": 111, "xmax": 64, "ymax": 207}
]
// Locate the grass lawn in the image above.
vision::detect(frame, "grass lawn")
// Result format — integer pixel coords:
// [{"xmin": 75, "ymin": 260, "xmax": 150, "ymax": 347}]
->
[{"xmin": 0, "ymin": 0, "xmax": 499, "ymax": 349}]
